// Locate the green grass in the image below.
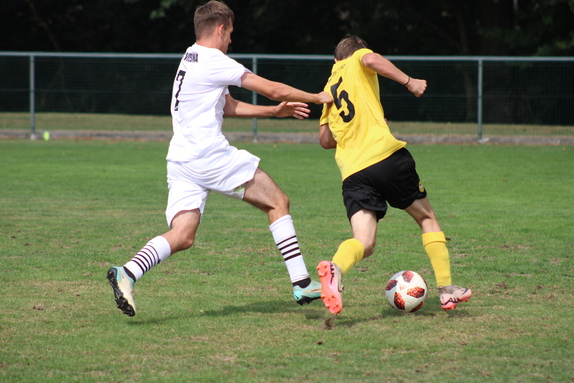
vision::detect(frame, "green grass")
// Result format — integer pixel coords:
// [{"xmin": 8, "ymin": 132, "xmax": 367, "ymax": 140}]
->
[
  {"xmin": 1, "ymin": 140, "xmax": 573, "ymax": 382},
  {"xmin": 2, "ymin": 112, "xmax": 573, "ymax": 136}
]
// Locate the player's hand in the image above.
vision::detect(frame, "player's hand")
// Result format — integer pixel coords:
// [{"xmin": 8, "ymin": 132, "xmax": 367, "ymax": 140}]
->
[
  {"xmin": 274, "ymin": 101, "xmax": 310, "ymax": 119},
  {"xmin": 316, "ymin": 91, "xmax": 333, "ymax": 104},
  {"xmin": 406, "ymin": 78, "xmax": 427, "ymax": 97}
]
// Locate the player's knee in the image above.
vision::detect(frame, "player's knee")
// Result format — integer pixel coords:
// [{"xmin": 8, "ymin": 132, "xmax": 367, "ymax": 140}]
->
[
  {"xmin": 172, "ymin": 237, "xmax": 194, "ymax": 253},
  {"xmin": 180, "ymin": 236, "xmax": 195, "ymax": 250},
  {"xmin": 169, "ymin": 232, "xmax": 195, "ymax": 252},
  {"xmin": 281, "ymin": 193, "xmax": 290, "ymax": 209},
  {"xmin": 417, "ymin": 215, "xmax": 441, "ymax": 233},
  {"xmin": 362, "ymin": 239, "xmax": 376, "ymax": 258},
  {"xmin": 273, "ymin": 191, "xmax": 290, "ymax": 211}
]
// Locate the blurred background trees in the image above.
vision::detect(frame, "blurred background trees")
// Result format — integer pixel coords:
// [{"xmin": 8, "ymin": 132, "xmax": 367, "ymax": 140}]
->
[{"xmin": 2, "ymin": 0, "xmax": 574, "ymax": 56}]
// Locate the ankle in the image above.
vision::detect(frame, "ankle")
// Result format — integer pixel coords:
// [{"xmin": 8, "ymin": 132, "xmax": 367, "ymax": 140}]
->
[{"xmin": 292, "ymin": 277, "xmax": 311, "ymax": 288}]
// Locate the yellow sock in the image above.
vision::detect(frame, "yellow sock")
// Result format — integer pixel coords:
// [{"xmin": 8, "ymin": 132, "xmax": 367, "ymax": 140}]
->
[
  {"xmin": 422, "ymin": 232, "xmax": 452, "ymax": 287},
  {"xmin": 332, "ymin": 239, "xmax": 364, "ymax": 276}
]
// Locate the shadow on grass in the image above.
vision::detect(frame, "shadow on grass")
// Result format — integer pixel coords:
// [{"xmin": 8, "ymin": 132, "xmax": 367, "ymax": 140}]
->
[
  {"xmin": 200, "ymin": 299, "xmax": 311, "ymax": 317},
  {"xmin": 321, "ymin": 305, "xmax": 473, "ymax": 330},
  {"xmin": 124, "ymin": 299, "xmax": 472, "ymax": 327},
  {"xmin": 123, "ymin": 299, "xmax": 310, "ymax": 325}
]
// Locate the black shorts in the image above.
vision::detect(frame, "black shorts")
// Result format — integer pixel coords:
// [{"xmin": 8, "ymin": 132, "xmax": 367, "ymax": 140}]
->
[{"xmin": 342, "ymin": 148, "xmax": 427, "ymax": 221}]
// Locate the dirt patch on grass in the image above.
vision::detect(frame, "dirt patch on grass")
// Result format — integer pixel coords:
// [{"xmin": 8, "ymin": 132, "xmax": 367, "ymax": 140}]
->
[{"xmin": 1, "ymin": 129, "xmax": 573, "ymax": 145}]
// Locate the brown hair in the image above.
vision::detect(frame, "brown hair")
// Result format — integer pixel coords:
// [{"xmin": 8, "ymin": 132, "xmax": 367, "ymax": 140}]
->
[
  {"xmin": 194, "ymin": 1, "xmax": 235, "ymax": 39},
  {"xmin": 334, "ymin": 35, "xmax": 370, "ymax": 61}
]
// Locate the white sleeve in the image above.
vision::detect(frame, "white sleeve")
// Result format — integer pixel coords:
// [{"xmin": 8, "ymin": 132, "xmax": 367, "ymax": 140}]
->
[{"xmin": 209, "ymin": 54, "xmax": 251, "ymax": 88}]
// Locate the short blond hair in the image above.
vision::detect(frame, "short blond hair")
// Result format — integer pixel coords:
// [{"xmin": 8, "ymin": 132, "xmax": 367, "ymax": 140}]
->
[
  {"xmin": 334, "ymin": 35, "xmax": 370, "ymax": 61},
  {"xmin": 194, "ymin": 1, "xmax": 234, "ymax": 39}
]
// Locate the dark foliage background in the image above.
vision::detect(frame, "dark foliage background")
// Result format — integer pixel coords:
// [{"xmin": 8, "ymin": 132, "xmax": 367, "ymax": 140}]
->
[
  {"xmin": 2, "ymin": 0, "xmax": 574, "ymax": 56},
  {"xmin": 2, "ymin": 1, "xmax": 573, "ymax": 125}
]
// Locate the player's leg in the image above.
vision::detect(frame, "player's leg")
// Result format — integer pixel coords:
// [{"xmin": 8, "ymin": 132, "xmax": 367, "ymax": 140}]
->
[
  {"xmin": 316, "ymin": 159, "xmax": 391, "ymax": 314},
  {"xmin": 330, "ymin": 209, "xmax": 376, "ymax": 278},
  {"xmin": 107, "ymin": 233, "xmax": 173, "ymax": 317},
  {"xmin": 124, "ymin": 209, "xmax": 201, "ymax": 282},
  {"xmin": 242, "ymin": 167, "xmax": 290, "ymax": 222},
  {"xmin": 107, "ymin": 210, "xmax": 201, "ymax": 317},
  {"xmin": 107, "ymin": 160, "xmax": 207, "ymax": 317},
  {"xmin": 404, "ymin": 197, "xmax": 450, "ymax": 284},
  {"xmin": 317, "ymin": 209, "xmax": 376, "ymax": 314},
  {"xmin": 121, "ymin": 211, "xmax": 199, "ymax": 281},
  {"xmin": 405, "ymin": 197, "xmax": 471, "ymax": 310},
  {"xmin": 242, "ymin": 167, "xmax": 321, "ymax": 305}
]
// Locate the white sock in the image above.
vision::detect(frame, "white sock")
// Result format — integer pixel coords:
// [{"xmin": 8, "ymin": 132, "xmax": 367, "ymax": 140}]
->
[
  {"xmin": 269, "ymin": 215, "xmax": 309, "ymax": 284},
  {"xmin": 124, "ymin": 236, "xmax": 171, "ymax": 281}
]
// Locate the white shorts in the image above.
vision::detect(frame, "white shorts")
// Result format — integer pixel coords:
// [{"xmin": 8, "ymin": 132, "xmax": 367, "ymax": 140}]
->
[{"xmin": 165, "ymin": 148, "xmax": 260, "ymax": 226}]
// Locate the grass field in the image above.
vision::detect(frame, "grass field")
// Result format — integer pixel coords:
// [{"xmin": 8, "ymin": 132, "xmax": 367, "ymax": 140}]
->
[
  {"xmin": 2, "ymin": 112, "xmax": 574, "ymax": 137},
  {"xmin": 1, "ymin": 139, "xmax": 573, "ymax": 382}
]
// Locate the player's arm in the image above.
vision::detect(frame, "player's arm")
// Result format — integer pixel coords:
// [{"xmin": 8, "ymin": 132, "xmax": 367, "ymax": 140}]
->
[
  {"xmin": 361, "ymin": 53, "xmax": 427, "ymax": 97},
  {"xmin": 240, "ymin": 72, "xmax": 332, "ymax": 104},
  {"xmin": 223, "ymin": 94, "xmax": 310, "ymax": 119},
  {"xmin": 319, "ymin": 123, "xmax": 337, "ymax": 149}
]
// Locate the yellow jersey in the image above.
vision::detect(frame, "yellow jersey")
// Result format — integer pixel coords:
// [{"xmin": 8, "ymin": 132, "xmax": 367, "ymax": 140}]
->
[{"xmin": 320, "ymin": 48, "xmax": 406, "ymax": 180}]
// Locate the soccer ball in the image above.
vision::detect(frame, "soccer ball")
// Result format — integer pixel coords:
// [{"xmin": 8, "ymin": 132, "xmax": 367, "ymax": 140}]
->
[{"xmin": 385, "ymin": 270, "xmax": 428, "ymax": 313}]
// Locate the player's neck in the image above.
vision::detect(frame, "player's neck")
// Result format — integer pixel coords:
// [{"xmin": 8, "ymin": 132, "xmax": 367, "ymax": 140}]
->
[
  {"xmin": 196, "ymin": 39, "xmax": 219, "ymax": 50},
  {"xmin": 196, "ymin": 29, "xmax": 228, "ymax": 53}
]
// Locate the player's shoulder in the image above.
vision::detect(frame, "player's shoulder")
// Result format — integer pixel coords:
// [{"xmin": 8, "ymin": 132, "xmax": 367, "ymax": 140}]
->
[
  {"xmin": 352, "ymin": 48, "xmax": 373, "ymax": 63},
  {"xmin": 353, "ymin": 48, "xmax": 373, "ymax": 58},
  {"xmin": 337, "ymin": 48, "xmax": 374, "ymax": 72}
]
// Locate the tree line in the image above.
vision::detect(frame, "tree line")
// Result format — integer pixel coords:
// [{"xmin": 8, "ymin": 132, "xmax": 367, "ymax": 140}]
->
[{"xmin": 2, "ymin": 0, "xmax": 574, "ymax": 56}]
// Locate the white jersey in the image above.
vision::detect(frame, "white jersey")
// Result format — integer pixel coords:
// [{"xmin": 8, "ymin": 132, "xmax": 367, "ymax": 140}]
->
[{"xmin": 166, "ymin": 43, "xmax": 250, "ymax": 162}]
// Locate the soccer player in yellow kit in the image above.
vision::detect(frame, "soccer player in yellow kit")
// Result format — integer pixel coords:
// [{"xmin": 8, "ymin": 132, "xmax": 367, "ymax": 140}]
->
[{"xmin": 316, "ymin": 35, "xmax": 472, "ymax": 314}]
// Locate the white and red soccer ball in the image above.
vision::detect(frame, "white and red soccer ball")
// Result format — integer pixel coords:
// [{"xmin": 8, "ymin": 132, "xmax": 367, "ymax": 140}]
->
[{"xmin": 385, "ymin": 270, "xmax": 428, "ymax": 313}]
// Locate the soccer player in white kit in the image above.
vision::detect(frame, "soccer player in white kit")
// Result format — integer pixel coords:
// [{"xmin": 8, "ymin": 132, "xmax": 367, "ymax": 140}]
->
[{"xmin": 107, "ymin": 0, "xmax": 332, "ymax": 316}]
